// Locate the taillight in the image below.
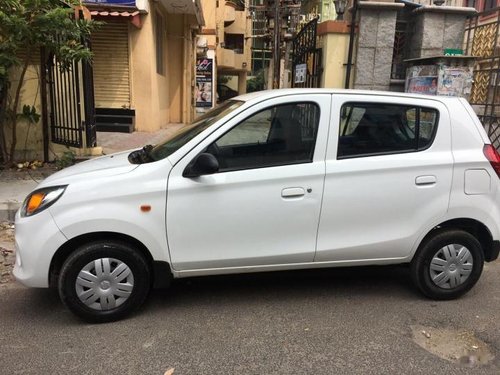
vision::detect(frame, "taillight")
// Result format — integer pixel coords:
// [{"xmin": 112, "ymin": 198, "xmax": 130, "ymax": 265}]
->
[{"xmin": 483, "ymin": 144, "xmax": 500, "ymax": 178}]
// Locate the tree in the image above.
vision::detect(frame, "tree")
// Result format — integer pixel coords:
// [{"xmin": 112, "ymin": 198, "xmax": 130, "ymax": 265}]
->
[
  {"xmin": 0, "ymin": 0, "xmax": 98, "ymax": 165},
  {"xmin": 247, "ymin": 69, "xmax": 265, "ymax": 93}
]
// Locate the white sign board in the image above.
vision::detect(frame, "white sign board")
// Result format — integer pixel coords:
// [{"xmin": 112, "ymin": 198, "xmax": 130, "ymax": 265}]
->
[{"xmin": 295, "ymin": 64, "xmax": 307, "ymax": 84}]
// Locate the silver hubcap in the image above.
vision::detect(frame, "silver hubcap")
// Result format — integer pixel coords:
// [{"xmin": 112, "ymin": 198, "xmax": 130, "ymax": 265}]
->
[
  {"xmin": 429, "ymin": 244, "xmax": 473, "ymax": 289},
  {"xmin": 75, "ymin": 258, "xmax": 134, "ymax": 311}
]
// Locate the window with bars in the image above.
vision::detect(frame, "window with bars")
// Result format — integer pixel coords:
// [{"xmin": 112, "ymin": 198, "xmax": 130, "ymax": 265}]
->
[
  {"xmin": 391, "ymin": 20, "xmax": 407, "ymax": 80},
  {"xmin": 484, "ymin": 0, "xmax": 497, "ymax": 11}
]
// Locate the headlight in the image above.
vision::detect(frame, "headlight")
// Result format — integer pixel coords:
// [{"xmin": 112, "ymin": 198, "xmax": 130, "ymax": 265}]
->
[{"xmin": 21, "ymin": 185, "xmax": 67, "ymax": 217}]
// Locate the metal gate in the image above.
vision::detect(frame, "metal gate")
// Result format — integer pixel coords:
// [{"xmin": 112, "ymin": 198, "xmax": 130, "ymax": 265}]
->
[
  {"xmin": 291, "ymin": 18, "xmax": 322, "ymax": 88},
  {"xmin": 464, "ymin": 6, "xmax": 500, "ymax": 149},
  {"xmin": 45, "ymin": 41, "xmax": 96, "ymax": 149}
]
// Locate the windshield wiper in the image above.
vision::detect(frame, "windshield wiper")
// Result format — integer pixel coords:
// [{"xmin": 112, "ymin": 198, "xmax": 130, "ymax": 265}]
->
[{"xmin": 128, "ymin": 144, "xmax": 155, "ymax": 164}]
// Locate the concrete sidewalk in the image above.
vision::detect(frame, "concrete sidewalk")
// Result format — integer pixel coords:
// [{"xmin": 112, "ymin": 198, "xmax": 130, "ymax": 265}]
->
[
  {"xmin": 0, "ymin": 125, "xmax": 183, "ymax": 221},
  {"xmin": 0, "ymin": 180, "xmax": 39, "ymax": 221}
]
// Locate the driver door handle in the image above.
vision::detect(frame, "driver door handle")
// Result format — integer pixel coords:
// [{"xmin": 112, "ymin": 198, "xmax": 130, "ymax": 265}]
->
[
  {"xmin": 281, "ymin": 187, "xmax": 305, "ymax": 198},
  {"xmin": 415, "ymin": 175, "xmax": 437, "ymax": 186}
]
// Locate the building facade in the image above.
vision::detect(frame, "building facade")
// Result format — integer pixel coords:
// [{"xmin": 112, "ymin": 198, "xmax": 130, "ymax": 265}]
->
[
  {"xmin": 197, "ymin": 0, "xmax": 252, "ymax": 108},
  {"xmin": 84, "ymin": 0, "xmax": 204, "ymax": 132}
]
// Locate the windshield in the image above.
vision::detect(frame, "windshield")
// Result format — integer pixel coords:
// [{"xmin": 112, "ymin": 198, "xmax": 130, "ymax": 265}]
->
[{"xmin": 149, "ymin": 100, "xmax": 244, "ymax": 161}]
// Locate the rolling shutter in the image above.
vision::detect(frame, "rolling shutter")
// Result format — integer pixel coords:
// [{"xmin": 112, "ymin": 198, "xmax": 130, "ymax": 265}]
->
[{"xmin": 91, "ymin": 22, "xmax": 131, "ymax": 108}]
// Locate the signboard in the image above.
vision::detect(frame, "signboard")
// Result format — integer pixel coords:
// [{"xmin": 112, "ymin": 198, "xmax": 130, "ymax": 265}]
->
[
  {"xmin": 295, "ymin": 64, "xmax": 307, "ymax": 84},
  {"xmin": 196, "ymin": 58, "xmax": 213, "ymax": 108},
  {"xmin": 83, "ymin": 0, "xmax": 136, "ymax": 6},
  {"xmin": 443, "ymin": 48, "xmax": 464, "ymax": 56}
]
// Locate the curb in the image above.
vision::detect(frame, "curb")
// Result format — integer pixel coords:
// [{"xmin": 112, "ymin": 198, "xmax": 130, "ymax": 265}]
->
[{"xmin": 0, "ymin": 202, "xmax": 21, "ymax": 222}]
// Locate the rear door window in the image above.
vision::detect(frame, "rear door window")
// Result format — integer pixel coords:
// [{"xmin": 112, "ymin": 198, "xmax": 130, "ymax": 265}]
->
[{"xmin": 338, "ymin": 103, "xmax": 439, "ymax": 158}]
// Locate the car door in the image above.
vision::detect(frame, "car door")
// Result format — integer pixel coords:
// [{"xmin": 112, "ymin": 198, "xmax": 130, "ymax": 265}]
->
[
  {"xmin": 316, "ymin": 94, "xmax": 453, "ymax": 262},
  {"xmin": 167, "ymin": 94, "xmax": 331, "ymax": 271}
]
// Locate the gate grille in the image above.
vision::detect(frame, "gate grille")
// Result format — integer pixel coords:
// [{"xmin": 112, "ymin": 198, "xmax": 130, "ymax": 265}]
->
[
  {"xmin": 465, "ymin": 7, "xmax": 500, "ymax": 150},
  {"xmin": 291, "ymin": 18, "xmax": 322, "ymax": 88},
  {"xmin": 47, "ymin": 56, "xmax": 83, "ymax": 148},
  {"xmin": 45, "ymin": 42, "xmax": 96, "ymax": 148}
]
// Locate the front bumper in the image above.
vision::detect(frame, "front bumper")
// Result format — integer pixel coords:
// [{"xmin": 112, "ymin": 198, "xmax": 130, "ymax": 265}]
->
[{"xmin": 13, "ymin": 209, "xmax": 67, "ymax": 287}]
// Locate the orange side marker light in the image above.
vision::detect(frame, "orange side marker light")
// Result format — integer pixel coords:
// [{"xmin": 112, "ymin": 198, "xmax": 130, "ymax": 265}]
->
[{"xmin": 140, "ymin": 205, "xmax": 151, "ymax": 212}]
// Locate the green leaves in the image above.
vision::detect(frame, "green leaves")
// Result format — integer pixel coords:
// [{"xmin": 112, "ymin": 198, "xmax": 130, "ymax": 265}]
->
[
  {"xmin": 0, "ymin": 0, "xmax": 101, "ymax": 163},
  {"xmin": 0, "ymin": 0, "xmax": 99, "ymax": 74},
  {"xmin": 18, "ymin": 105, "xmax": 40, "ymax": 124}
]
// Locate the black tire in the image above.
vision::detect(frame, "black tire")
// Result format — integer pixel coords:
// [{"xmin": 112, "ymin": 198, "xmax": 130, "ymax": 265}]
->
[
  {"xmin": 410, "ymin": 229, "xmax": 484, "ymax": 300},
  {"xmin": 58, "ymin": 240, "xmax": 151, "ymax": 323}
]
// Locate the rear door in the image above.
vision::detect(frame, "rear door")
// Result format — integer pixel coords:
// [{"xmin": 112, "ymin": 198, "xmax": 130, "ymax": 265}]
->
[{"xmin": 316, "ymin": 94, "xmax": 453, "ymax": 262}]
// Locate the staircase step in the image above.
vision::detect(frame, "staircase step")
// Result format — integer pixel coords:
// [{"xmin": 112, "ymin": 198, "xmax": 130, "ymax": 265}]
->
[
  {"xmin": 96, "ymin": 122, "xmax": 134, "ymax": 133},
  {"xmin": 95, "ymin": 115, "xmax": 134, "ymax": 124},
  {"xmin": 95, "ymin": 108, "xmax": 135, "ymax": 116}
]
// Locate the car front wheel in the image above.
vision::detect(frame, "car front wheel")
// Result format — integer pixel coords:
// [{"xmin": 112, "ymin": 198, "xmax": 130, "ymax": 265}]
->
[
  {"xmin": 58, "ymin": 241, "xmax": 151, "ymax": 323},
  {"xmin": 411, "ymin": 229, "xmax": 484, "ymax": 300}
]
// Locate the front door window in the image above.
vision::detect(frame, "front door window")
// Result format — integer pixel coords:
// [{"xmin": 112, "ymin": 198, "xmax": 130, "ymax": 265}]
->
[{"xmin": 206, "ymin": 102, "xmax": 320, "ymax": 172}]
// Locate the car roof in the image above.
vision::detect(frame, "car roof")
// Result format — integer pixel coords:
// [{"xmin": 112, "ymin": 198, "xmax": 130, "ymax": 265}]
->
[{"xmin": 234, "ymin": 88, "xmax": 461, "ymax": 105}]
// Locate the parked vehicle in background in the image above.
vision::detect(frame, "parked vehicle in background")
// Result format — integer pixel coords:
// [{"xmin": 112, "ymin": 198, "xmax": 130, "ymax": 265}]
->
[
  {"xmin": 14, "ymin": 89, "xmax": 500, "ymax": 322},
  {"xmin": 217, "ymin": 84, "xmax": 239, "ymax": 103}
]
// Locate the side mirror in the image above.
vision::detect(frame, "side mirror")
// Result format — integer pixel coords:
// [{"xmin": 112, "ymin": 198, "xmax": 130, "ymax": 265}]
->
[{"xmin": 183, "ymin": 153, "xmax": 219, "ymax": 178}]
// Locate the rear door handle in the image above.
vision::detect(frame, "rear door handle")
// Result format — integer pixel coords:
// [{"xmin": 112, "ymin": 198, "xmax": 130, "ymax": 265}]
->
[
  {"xmin": 415, "ymin": 175, "xmax": 437, "ymax": 186},
  {"xmin": 281, "ymin": 187, "xmax": 305, "ymax": 198}
]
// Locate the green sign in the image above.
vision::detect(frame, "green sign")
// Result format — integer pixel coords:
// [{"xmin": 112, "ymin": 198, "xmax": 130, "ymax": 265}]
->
[{"xmin": 444, "ymin": 48, "xmax": 464, "ymax": 56}]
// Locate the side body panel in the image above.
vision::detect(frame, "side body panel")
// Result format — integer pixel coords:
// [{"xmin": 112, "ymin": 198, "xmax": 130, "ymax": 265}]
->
[
  {"xmin": 448, "ymin": 100, "xmax": 500, "ymax": 241},
  {"xmin": 48, "ymin": 161, "xmax": 173, "ymax": 264}
]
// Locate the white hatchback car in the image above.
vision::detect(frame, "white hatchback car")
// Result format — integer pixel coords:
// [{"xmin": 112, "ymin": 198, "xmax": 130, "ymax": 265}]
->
[{"xmin": 14, "ymin": 89, "xmax": 500, "ymax": 322}]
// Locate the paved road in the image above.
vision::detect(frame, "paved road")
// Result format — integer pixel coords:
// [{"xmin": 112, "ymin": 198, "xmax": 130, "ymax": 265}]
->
[{"xmin": 1, "ymin": 261, "xmax": 499, "ymax": 375}]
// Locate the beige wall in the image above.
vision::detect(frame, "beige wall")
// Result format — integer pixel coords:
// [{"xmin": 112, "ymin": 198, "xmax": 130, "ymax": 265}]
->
[
  {"xmin": 130, "ymin": 4, "xmax": 197, "ymax": 130},
  {"xmin": 321, "ymin": 33, "xmax": 350, "ymax": 88},
  {"xmin": 202, "ymin": 0, "xmax": 251, "ymax": 81},
  {"xmin": 200, "ymin": 0, "xmax": 217, "ymax": 60},
  {"xmin": 318, "ymin": 21, "xmax": 352, "ymax": 89},
  {"xmin": 167, "ymin": 13, "xmax": 197, "ymax": 124},
  {"xmin": 167, "ymin": 14, "xmax": 184, "ymax": 124},
  {"xmin": 130, "ymin": 11, "xmax": 160, "ymax": 132},
  {"xmin": 6, "ymin": 63, "xmax": 44, "ymax": 161}
]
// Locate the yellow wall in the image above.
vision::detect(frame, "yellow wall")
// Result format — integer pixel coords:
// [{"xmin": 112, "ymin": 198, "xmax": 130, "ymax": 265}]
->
[
  {"xmin": 130, "ymin": 12, "xmax": 160, "ymax": 131},
  {"xmin": 318, "ymin": 21, "xmax": 351, "ymax": 89},
  {"xmin": 206, "ymin": 0, "xmax": 251, "ymax": 76},
  {"xmin": 130, "ymin": 5, "xmax": 196, "ymax": 130},
  {"xmin": 5, "ymin": 63, "xmax": 44, "ymax": 161},
  {"xmin": 167, "ymin": 15, "xmax": 185, "ymax": 124},
  {"xmin": 321, "ymin": 33, "xmax": 350, "ymax": 88}
]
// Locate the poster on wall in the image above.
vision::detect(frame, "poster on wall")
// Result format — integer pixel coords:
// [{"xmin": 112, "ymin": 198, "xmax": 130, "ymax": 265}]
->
[
  {"xmin": 196, "ymin": 58, "xmax": 213, "ymax": 108},
  {"xmin": 406, "ymin": 76, "xmax": 438, "ymax": 95},
  {"xmin": 437, "ymin": 66, "xmax": 473, "ymax": 97},
  {"xmin": 405, "ymin": 65, "xmax": 438, "ymax": 95},
  {"xmin": 295, "ymin": 64, "xmax": 307, "ymax": 84}
]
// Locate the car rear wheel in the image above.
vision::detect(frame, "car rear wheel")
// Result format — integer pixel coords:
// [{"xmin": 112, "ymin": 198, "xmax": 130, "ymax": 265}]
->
[
  {"xmin": 58, "ymin": 241, "xmax": 151, "ymax": 323},
  {"xmin": 411, "ymin": 229, "xmax": 484, "ymax": 300}
]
